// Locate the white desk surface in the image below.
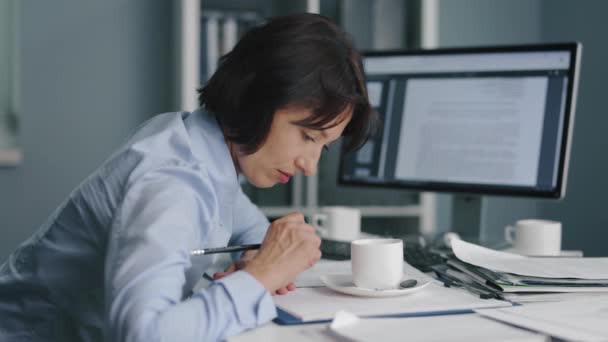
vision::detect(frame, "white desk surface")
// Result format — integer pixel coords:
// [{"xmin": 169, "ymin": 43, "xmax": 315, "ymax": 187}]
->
[
  {"xmin": 227, "ymin": 259, "xmax": 551, "ymax": 342},
  {"xmin": 229, "ymin": 321, "xmax": 331, "ymax": 342},
  {"xmin": 221, "ymin": 254, "xmax": 601, "ymax": 341},
  {"xmin": 229, "ymin": 313, "xmax": 549, "ymax": 342}
]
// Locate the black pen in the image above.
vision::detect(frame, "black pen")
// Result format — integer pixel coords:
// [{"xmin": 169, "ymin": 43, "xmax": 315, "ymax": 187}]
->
[
  {"xmin": 433, "ymin": 265, "xmax": 503, "ymax": 300},
  {"xmin": 190, "ymin": 243, "xmax": 261, "ymax": 256}
]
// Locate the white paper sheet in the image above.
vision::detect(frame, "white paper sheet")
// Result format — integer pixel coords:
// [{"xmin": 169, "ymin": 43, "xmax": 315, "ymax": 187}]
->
[
  {"xmin": 228, "ymin": 322, "xmax": 334, "ymax": 342},
  {"xmin": 452, "ymin": 239, "xmax": 608, "ymax": 279},
  {"xmin": 329, "ymin": 311, "xmax": 548, "ymax": 342},
  {"xmin": 275, "ymin": 282, "xmax": 510, "ymax": 321},
  {"xmin": 476, "ymin": 296, "xmax": 608, "ymax": 342},
  {"xmin": 502, "ymin": 292, "xmax": 608, "ymax": 303},
  {"xmin": 279, "ymin": 257, "xmax": 510, "ymax": 321}
]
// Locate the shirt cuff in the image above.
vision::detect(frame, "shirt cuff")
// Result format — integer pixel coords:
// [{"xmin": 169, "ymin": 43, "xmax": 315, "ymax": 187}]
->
[{"xmin": 215, "ymin": 270, "xmax": 277, "ymax": 326}]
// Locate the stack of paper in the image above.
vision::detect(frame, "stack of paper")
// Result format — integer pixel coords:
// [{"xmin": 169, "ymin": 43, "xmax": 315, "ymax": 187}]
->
[
  {"xmin": 443, "ymin": 239, "xmax": 608, "ymax": 299},
  {"xmin": 476, "ymin": 296, "xmax": 608, "ymax": 342}
]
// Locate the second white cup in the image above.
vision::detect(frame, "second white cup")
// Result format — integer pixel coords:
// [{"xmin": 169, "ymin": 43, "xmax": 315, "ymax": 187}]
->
[
  {"xmin": 351, "ymin": 238, "xmax": 403, "ymax": 290},
  {"xmin": 505, "ymin": 219, "xmax": 562, "ymax": 256},
  {"xmin": 313, "ymin": 206, "xmax": 361, "ymax": 241}
]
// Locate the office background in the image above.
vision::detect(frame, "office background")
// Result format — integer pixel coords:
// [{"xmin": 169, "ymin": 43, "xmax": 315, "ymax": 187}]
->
[{"xmin": 0, "ymin": 0, "xmax": 606, "ymax": 261}]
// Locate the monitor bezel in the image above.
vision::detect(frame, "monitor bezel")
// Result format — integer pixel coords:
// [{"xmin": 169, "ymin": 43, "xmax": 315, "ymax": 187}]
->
[{"xmin": 338, "ymin": 42, "xmax": 581, "ymax": 199}]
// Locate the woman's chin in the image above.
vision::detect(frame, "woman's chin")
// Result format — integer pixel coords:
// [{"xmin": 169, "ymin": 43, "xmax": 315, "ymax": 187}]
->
[{"xmin": 246, "ymin": 176, "xmax": 275, "ymax": 188}]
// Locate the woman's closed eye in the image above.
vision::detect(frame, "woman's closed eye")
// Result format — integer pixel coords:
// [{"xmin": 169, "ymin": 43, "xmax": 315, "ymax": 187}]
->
[{"xmin": 302, "ymin": 132, "xmax": 329, "ymax": 152}]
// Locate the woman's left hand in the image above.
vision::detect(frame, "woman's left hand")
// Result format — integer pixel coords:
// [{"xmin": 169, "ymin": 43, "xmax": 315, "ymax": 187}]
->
[{"xmin": 212, "ymin": 250, "xmax": 296, "ymax": 295}]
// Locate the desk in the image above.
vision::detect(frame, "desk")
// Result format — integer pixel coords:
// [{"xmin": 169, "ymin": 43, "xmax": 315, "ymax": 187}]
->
[
  {"xmin": 227, "ymin": 259, "xmax": 551, "ymax": 342},
  {"xmin": 229, "ymin": 311, "xmax": 549, "ymax": 342},
  {"xmin": 215, "ymin": 257, "xmax": 605, "ymax": 341}
]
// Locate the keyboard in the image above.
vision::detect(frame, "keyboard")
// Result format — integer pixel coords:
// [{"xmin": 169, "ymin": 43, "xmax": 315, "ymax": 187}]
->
[
  {"xmin": 320, "ymin": 238, "xmax": 445, "ymax": 273},
  {"xmin": 403, "ymin": 243, "xmax": 445, "ymax": 273}
]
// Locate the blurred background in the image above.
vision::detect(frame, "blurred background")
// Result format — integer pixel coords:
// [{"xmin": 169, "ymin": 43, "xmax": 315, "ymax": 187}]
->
[{"xmin": 0, "ymin": 0, "xmax": 606, "ymax": 261}]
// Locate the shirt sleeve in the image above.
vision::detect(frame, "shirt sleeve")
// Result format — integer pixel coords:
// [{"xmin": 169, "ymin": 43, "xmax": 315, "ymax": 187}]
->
[
  {"xmin": 229, "ymin": 189, "xmax": 270, "ymax": 260},
  {"xmin": 104, "ymin": 164, "xmax": 276, "ymax": 342}
]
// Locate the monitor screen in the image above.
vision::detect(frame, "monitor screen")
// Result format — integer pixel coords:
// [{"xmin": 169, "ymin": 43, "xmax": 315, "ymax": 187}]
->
[{"xmin": 339, "ymin": 43, "xmax": 581, "ymax": 198}]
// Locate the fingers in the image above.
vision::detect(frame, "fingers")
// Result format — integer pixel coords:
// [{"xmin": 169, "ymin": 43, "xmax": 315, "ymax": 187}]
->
[
  {"xmin": 308, "ymin": 249, "xmax": 322, "ymax": 268},
  {"xmin": 273, "ymin": 284, "xmax": 296, "ymax": 296},
  {"xmin": 213, "ymin": 262, "xmax": 238, "ymax": 279},
  {"xmin": 250, "ymin": 212, "xmax": 322, "ymax": 293},
  {"xmin": 240, "ymin": 249, "xmax": 258, "ymax": 261},
  {"xmin": 234, "ymin": 260, "xmax": 248, "ymax": 270},
  {"xmin": 275, "ymin": 211, "xmax": 305, "ymax": 224},
  {"xmin": 275, "ymin": 288, "xmax": 288, "ymax": 295},
  {"xmin": 224, "ymin": 263, "xmax": 237, "ymax": 273},
  {"xmin": 269, "ymin": 211, "xmax": 316, "ymax": 238}
]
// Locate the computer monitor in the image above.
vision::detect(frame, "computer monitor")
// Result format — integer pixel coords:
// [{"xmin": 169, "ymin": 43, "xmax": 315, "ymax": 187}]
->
[{"xmin": 339, "ymin": 43, "xmax": 581, "ymax": 238}]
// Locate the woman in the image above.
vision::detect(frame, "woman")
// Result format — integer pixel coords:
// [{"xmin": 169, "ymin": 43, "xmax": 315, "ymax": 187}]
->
[{"xmin": 0, "ymin": 13, "xmax": 377, "ymax": 341}]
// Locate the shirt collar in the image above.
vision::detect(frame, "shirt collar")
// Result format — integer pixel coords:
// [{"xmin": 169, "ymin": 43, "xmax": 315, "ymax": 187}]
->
[{"xmin": 184, "ymin": 109, "xmax": 240, "ymax": 197}]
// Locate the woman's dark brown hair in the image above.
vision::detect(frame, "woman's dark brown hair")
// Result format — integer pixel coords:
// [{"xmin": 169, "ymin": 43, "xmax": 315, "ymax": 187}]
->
[{"xmin": 198, "ymin": 13, "xmax": 378, "ymax": 154}]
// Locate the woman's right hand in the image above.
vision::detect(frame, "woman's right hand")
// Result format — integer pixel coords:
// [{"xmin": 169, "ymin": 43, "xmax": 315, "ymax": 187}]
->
[{"xmin": 243, "ymin": 211, "xmax": 321, "ymax": 293}]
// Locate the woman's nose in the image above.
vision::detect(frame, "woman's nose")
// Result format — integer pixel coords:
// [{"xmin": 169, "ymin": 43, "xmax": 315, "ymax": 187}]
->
[{"xmin": 296, "ymin": 157, "xmax": 318, "ymax": 176}]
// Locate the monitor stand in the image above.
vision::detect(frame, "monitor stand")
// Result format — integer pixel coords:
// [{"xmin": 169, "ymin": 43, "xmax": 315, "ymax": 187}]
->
[{"xmin": 451, "ymin": 194, "xmax": 483, "ymax": 243}]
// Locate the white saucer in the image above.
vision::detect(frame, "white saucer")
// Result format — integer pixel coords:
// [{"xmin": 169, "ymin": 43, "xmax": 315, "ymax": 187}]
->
[{"xmin": 320, "ymin": 273, "xmax": 430, "ymax": 297}]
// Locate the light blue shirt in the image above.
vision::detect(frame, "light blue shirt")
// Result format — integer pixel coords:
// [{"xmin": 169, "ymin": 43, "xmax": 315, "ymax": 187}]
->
[{"xmin": 0, "ymin": 110, "xmax": 277, "ymax": 341}]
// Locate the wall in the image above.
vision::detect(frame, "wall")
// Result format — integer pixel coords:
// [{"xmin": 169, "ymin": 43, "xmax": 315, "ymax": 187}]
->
[
  {"xmin": 537, "ymin": 0, "xmax": 608, "ymax": 256},
  {"xmin": 0, "ymin": 0, "xmax": 173, "ymax": 259},
  {"xmin": 0, "ymin": 0, "xmax": 16, "ymax": 151},
  {"xmin": 0, "ymin": 0, "xmax": 11, "ymax": 114},
  {"xmin": 439, "ymin": 0, "xmax": 542, "ymax": 48}
]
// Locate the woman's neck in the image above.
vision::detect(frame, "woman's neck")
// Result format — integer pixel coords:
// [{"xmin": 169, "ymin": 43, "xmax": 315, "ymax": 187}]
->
[{"xmin": 225, "ymin": 138, "xmax": 242, "ymax": 175}]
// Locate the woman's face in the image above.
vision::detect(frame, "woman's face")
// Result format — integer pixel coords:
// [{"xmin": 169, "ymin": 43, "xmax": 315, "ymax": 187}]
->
[{"xmin": 234, "ymin": 107, "xmax": 352, "ymax": 188}]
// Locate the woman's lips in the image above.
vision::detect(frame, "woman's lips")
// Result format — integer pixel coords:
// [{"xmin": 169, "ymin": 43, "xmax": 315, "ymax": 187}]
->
[{"xmin": 278, "ymin": 170, "xmax": 292, "ymax": 183}]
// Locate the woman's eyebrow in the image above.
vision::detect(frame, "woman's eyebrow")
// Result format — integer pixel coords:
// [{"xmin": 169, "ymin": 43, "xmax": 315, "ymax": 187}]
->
[{"xmin": 294, "ymin": 123, "xmax": 336, "ymax": 142}]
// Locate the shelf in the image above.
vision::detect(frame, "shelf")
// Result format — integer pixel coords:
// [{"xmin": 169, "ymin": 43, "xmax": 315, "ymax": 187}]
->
[
  {"xmin": 260, "ymin": 205, "xmax": 422, "ymax": 218},
  {"xmin": 0, "ymin": 148, "xmax": 22, "ymax": 166},
  {"xmin": 179, "ymin": 0, "xmax": 439, "ymax": 235}
]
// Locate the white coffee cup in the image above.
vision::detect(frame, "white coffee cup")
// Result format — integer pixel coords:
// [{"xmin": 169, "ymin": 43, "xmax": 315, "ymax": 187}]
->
[
  {"xmin": 351, "ymin": 238, "xmax": 403, "ymax": 290},
  {"xmin": 504, "ymin": 219, "xmax": 562, "ymax": 256},
  {"xmin": 313, "ymin": 206, "xmax": 361, "ymax": 241}
]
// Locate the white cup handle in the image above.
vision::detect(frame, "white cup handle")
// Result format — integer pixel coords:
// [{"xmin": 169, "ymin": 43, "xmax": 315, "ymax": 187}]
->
[
  {"xmin": 312, "ymin": 213, "xmax": 328, "ymax": 237},
  {"xmin": 504, "ymin": 225, "xmax": 515, "ymax": 244}
]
